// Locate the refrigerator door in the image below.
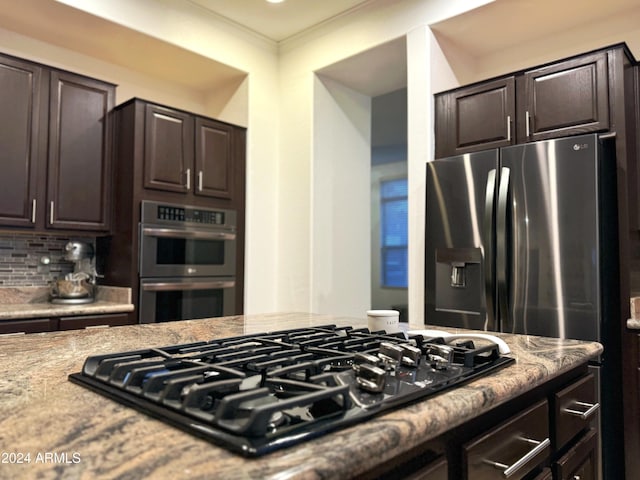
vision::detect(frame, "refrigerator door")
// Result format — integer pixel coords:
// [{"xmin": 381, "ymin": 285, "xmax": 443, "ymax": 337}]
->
[
  {"xmin": 425, "ymin": 150, "xmax": 499, "ymax": 330},
  {"xmin": 499, "ymin": 134, "xmax": 600, "ymax": 341}
]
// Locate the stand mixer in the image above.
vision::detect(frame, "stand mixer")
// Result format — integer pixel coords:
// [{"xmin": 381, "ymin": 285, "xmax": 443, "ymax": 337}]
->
[{"xmin": 50, "ymin": 241, "xmax": 99, "ymax": 304}]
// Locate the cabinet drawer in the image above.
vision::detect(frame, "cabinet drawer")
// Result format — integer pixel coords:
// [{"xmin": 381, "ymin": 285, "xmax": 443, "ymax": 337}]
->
[
  {"xmin": 463, "ymin": 400, "xmax": 550, "ymax": 480},
  {"xmin": 404, "ymin": 456, "xmax": 447, "ymax": 480},
  {"xmin": 58, "ymin": 313, "xmax": 132, "ymax": 330},
  {"xmin": 531, "ymin": 467, "xmax": 552, "ymax": 480},
  {"xmin": 0, "ymin": 318, "xmax": 55, "ymax": 335},
  {"xmin": 553, "ymin": 428, "xmax": 598, "ymax": 480},
  {"xmin": 553, "ymin": 373, "xmax": 598, "ymax": 451}
]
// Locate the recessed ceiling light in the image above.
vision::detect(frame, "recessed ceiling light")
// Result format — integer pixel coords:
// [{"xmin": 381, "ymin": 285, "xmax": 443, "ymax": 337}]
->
[{"xmin": 266, "ymin": 0, "xmax": 285, "ymax": 4}]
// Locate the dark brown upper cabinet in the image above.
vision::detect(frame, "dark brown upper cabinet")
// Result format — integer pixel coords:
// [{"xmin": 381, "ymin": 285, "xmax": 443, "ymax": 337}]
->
[
  {"xmin": 0, "ymin": 52, "xmax": 114, "ymax": 232},
  {"xmin": 47, "ymin": 71, "xmax": 114, "ymax": 231},
  {"xmin": 0, "ymin": 55, "xmax": 42, "ymax": 228},
  {"xmin": 142, "ymin": 101, "xmax": 237, "ymax": 201},
  {"xmin": 144, "ymin": 103, "xmax": 193, "ymax": 193},
  {"xmin": 435, "ymin": 77, "xmax": 515, "ymax": 158},
  {"xmin": 435, "ymin": 49, "xmax": 613, "ymax": 159},
  {"xmin": 195, "ymin": 117, "xmax": 235, "ymax": 199},
  {"xmin": 520, "ymin": 52, "xmax": 609, "ymax": 142}
]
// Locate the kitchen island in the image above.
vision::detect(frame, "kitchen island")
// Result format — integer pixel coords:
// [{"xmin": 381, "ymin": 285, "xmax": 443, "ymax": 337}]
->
[{"xmin": 0, "ymin": 313, "xmax": 601, "ymax": 479}]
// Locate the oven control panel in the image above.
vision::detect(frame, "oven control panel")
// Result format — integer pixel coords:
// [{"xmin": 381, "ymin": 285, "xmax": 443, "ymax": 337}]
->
[
  {"xmin": 157, "ymin": 205, "xmax": 224, "ymax": 225},
  {"xmin": 141, "ymin": 201, "xmax": 235, "ymax": 228}
]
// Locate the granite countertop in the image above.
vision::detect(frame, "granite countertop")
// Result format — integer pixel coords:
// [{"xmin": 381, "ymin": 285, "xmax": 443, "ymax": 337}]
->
[
  {"xmin": 0, "ymin": 312, "xmax": 602, "ymax": 480},
  {"xmin": 0, "ymin": 286, "xmax": 134, "ymax": 320}
]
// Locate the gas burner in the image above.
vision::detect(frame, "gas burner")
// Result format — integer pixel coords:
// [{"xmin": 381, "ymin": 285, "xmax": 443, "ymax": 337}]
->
[{"xmin": 69, "ymin": 324, "xmax": 514, "ymax": 456}]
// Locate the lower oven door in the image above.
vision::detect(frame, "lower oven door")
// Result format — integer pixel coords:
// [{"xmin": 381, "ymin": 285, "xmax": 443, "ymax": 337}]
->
[{"xmin": 139, "ymin": 277, "xmax": 236, "ymax": 323}]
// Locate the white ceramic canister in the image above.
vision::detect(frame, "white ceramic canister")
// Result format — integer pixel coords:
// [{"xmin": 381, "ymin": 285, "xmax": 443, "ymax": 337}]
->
[{"xmin": 366, "ymin": 309, "xmax": 400, "ymax": 333}]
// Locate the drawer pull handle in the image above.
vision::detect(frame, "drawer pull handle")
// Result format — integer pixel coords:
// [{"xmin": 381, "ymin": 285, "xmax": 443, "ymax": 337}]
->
[
  {"xmin": 483, "ymin": 436, "xmax": 550, "ymax": 478},
  {"xmin": 563, "ymin": 401, "xmax": 600, "ymax": 420}
]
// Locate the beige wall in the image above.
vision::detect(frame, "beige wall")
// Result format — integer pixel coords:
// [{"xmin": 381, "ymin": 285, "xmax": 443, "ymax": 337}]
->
[{"xmin": 276, "ymin": 0, "xmax": 495, "ymax": 320}]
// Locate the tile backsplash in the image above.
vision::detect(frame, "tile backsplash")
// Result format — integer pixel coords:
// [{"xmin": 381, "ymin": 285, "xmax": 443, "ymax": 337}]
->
[{"xmin": 0, "ymin": 233, "xmax": 94, "ymax": 286}]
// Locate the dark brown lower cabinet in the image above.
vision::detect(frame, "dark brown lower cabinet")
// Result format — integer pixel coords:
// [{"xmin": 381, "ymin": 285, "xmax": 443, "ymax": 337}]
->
[
  {"xmin": 354, "ymin": 367, "xmax": 597, "ymax": 480},
  {"xmin": 357, "ymin": 451, "xmax": 447, "ymax": 480},
  {"xmin": 0, "ymin": 318, "xmax": 55, "ymax": 335},
  {"xmin": 404, "ymin": 457, "xmax": 448, "ymax": 480},
  {"xmin": 553, "ymin": 428, "xmax": 598, "ymax": 480},
  {"xmin": 533, "ymin": 468, "xmax": 553, "ymax": 480},
  {"xmin": 463, "ymin": 400, "xmax": 550, "ymax": 480},
  {"xmin": 58, "ymin": 313, "xmax": 133, "ymax": 330},
  {"xmin": 0, "ymin": 313, "xmax": 134, "ymax": 335}
]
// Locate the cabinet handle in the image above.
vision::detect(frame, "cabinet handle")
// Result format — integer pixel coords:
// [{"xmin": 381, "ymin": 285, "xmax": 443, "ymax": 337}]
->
[
  {"xmin": 50, "ymin": 201, "xmax": 54, "ymax": 225},
  {"xmin": 525, "ymin": 111, "xmax": 531, "ymax": 138},
  {"xmin": 563, "ymin": 401, "xmax": 600, "ymax": 420},
  {"xmin": 506, "ymin": 115, "xmax": 511, "ymax": 142},
  {"xmin": 198, "ymin": 171, "xmax": 203, "ymax": 191},
  {"xmin": 482, "ymin": 436, "xmax": 550, "ymax": 478},
  {"xmin": 31, "ymin": 199, "xmax": 36, "ymax": 223},
  {"xmin": 185, "ymin": 168, "xmax": 191, "ymax": 190}
]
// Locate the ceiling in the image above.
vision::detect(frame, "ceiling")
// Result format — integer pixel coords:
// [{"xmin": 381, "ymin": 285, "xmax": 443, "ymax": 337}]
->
[
  {"xmin": 3, "ymin": 0, "xmax": 640, "ymax": 100},
  {"xmin": 317, "ymin": 37, "xmax": 407, "ymax": 97},
  {"xmin": 187, "ymin": 0, "xmax": 374, "ymax": 42},
  {"xmin": 431, "ymin": 0, "xmax": 640, "ymax": 61}
]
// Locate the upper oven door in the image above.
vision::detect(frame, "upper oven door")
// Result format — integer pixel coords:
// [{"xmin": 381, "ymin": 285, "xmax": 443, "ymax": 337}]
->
[{"xmin": 139, "ymin": 224, "xmax": 236, "ymax": 277}]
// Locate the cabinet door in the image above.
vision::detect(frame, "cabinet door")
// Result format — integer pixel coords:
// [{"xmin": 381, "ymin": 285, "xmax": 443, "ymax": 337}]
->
[
  {"xmin": 47, "ymin": 70, "xmax": 114, "ymax": 231},
  {"xmin": 144, "ymin": 103, "xmax": 194, "ymax": 193},
  {"xmin": 436, "ymin": 77, "xmax": 515, "ymax": 158},
  {"xmin": 194, "ymin": 117, "xmax": 234, "ymax": 199},
  {"xmin": 521, "ymin": 52, "xmax": 609, "ymax": 142},
  {"xmin": 0, "ymin": 55, "xmax": 43, "ymax": 227},
  {"xmin": 553, "ymin": 428, "xmax": 598, "ymax": 480}
]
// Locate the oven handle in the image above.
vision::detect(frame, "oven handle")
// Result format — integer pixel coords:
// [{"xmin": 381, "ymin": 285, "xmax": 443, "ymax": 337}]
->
[
  {"xmin": 142, "ymin": 227, "xmax": 236, "ymax": 241},
  {"xmin": 142, "ymin": 280, "xmax": 236, "ymax": 292}
]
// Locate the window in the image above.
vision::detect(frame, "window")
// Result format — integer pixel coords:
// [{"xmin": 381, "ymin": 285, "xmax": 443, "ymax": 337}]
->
[{"xmin": 380, "ymin": 178, "xmax": 407, "ymax": 288}]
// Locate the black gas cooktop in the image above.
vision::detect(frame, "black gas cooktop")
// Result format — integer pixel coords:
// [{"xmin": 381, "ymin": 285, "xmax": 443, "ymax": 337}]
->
[{"xmin": 68, "ymin": 325, "xmax": 514, "ymax": 456}]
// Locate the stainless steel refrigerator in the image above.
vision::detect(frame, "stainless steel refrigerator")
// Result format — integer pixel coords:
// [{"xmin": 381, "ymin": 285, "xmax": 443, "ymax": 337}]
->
[{"xmin": 425, "ymin": 133, "xmax": 622, "ymax": 479}]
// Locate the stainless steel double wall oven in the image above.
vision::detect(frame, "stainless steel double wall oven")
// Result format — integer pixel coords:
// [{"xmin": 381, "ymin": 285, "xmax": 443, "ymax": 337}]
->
[{"xmin": 138, "ymin": 200, "xmax": 237, "ymax": 322}]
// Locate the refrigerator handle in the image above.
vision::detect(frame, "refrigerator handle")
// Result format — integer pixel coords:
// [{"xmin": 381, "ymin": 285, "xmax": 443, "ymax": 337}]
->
[
  {"xmin": 497, "ymin": 167, "xmax": 511, "ymax": 327},
  {"xmin": 483, "ymin": 169, "xmax": 497, "ymax": 328}
]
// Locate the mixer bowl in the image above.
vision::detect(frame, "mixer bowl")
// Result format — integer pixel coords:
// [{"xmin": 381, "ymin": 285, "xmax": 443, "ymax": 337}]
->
[{"xmin": 51, "ymin": 279, "xmax": 94, "ymax": 299}]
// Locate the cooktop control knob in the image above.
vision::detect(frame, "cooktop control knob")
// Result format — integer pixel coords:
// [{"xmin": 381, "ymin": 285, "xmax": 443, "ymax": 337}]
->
[
  {"xmin": 353, "ymin": 352, "xmax": 380, "ymax": 368},
  {"xmin": 378, "ymin": 342, "xmax": 404, "ymax": 370},
  {"xmin": 355, "ymin": 363, "xmax": 387, "ymax": 393},
  {"xmin": 399, "ymin": 344, "xmax": 422, "ymax": 367},
  {"xmin": 428, "ymin": 344, "xmax": 454, "ymax": 370}
]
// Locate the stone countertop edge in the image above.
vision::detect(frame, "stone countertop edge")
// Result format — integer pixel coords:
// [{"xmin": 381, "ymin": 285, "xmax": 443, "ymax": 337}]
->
[
  {"xmin": 0, "ymin": 312, "xmax": 602, "ymax": 480},
  {"xmin": 628, "ymin": 318, "xmax": 640, "ymax": 330},
  {"xmin": 629, "ymin": 297, "xmax": 640, "ymax": 330},
  {"xmin": 0, "ymin": 286, "xmax": 133, "ymax": 320}
]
